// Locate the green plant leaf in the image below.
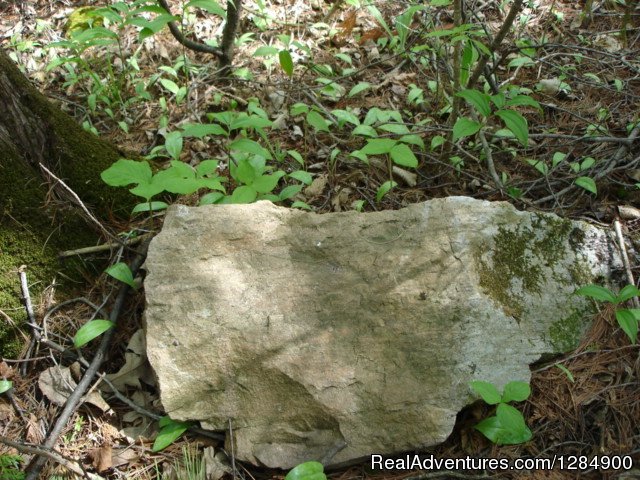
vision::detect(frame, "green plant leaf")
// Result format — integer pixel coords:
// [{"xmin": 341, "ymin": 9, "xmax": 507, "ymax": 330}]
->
[
  {"xmin": 470, "ymin": 381, "xmax": 501, "ymax": 405},
  {"xmin": 495, "ymin": 403, "xmax": 532, "ymax": 444},
  {"xmin": 287, "ymin": 150, "xmax": 305, "ymax": 165},
  {"xmin": 101, "ymin": 159, "xmax": 152, "ymax": 186},
  {"xmin": 229, "ymin": 185, "xmax": 257, "ymax": 203},
  {"xmin": 505, "ymin": 95, "xmax": 541, "ymax": 111},
  {"xmin": 474, "ymin": 415, "xmax": 503, "ymax": 443},
  {"xmin": 361, "ymin": 138, "xmax": 397, "ymax": 155},
  {"xmin": 182, "ymin": 123, "xmax": 227, "ymax": 138},
  {"xmin": 430, "ymin": 135, "xmax": 446, "ymax": 150},
  {"xmin": 164, "ymin": 131, "xmax": 183, "ymax": 161},
  {"xmin": 252, "ymin": 173, "xmax": 283, "ymax": 194},
  {"xmin": 306, "ymin": 111, "xmax": 330, "ymax": 132},
  {"xmin": 253, "ymin": 46, "xmax": 279, "ymax": 56},
  {"xmin": 289, "ymin": 170, "xmax": 313, "ymax": 185},
  {"xmin": 456, "ymin": 89, "xmax": 491, "ymax": 117},
  {"xmin": 554, "ymin": 363, "xmax": 575, "ymax": 383},
  {"xmin": 199, "ymin": 192, "xmax": 224, "ymax": 205},
  {"xmin": 501, "ymin": 381, "xmax": 531, "ymax": 403},
  {"xmin": 574, "ymin": 176, "xmax": 597, "ymax": 194},
  {"xmin": 348, "ymin": 82, "xmax": 371, "ymax": 97},
  {"xmin": 378, "ymin": 123, "xmax": 411, "ymax": 135},
  {"xmin": 279, "ymin": 50, "xmax": 294, "ymax": 77},
  {"xmin": 229, "ymin": 138, "xmax": 271, "ymax": 159},
  {"xmin": 615, "ymin": 309, "xmax": 639, "ymax": 344},
  {"xmin": 452, "ymin": 117, "xmax": 481, "ymax": 142},
  {"xmin": 129, "ymin": 181, "xmax": 164, "ymax": 201},
  {"xmin": 132, "ymin": 201, "xmax": 169, "ymax": 213},
  {"xmin": 73, "ymin": 319, "xmax": 115, "ymax": 348},
  {"xmin": 285, "ymin": 461, "xmax": 326, "ymax": 480},
  {"xmin": 105, "ymin": 262, "xmax": 137, "ymax": 288},
  {"xmin": 291, "ymin": 200, "xmax": 312, "ymax": 210},
  {"xmin": 575, "ymin": 284, "xmax": 616, "ymax": 303},
  {"xmin": 390, "ymin": 143, "xmax": 418, "ymax": 168},
  {"xmin": 0, "ymin": 380, "xmax": 12, "ymax": 394},
  {"xmin": 196, "ymin": 160, "xmax": 219, "ymax": 176},
  {"xmin": 495, "ymin": 109, "xmax": 528, "ymax": 146},
  {"xmin": 375, "ymin": 180, "xmax": 397, "ymax": 202},
  {"xmin": 186, "ymin": 0, "xmax": 225, "ymax": 17},
  {"xmin": 159, "ymin": 78, "xmax": 180, "ymax": 95},
  {"xmin": 352, "ymin": 125, "xmax": 378, "ymax": 137},
  {"xmin": 153, "ymin": 417, "xmax": 190, "ymax": 452},
  {"xmin": 279, "ymin": 184, "xmax": 303, "ymax": 200},
  {"xmin": 616, "ymin": 285, "xmax": 640, "ymax": 304}
]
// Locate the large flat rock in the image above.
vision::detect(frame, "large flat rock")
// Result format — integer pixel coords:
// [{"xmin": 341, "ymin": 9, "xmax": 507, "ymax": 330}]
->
[{"xmin": 144, "ymin": 197, "xmax": 622, "ymax": 468}]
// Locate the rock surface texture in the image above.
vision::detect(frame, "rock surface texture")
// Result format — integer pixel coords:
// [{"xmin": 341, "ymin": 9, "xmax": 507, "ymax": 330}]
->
[{"xmin": 145, "ymin": 198, "xmax": 622, "ymax": 468}]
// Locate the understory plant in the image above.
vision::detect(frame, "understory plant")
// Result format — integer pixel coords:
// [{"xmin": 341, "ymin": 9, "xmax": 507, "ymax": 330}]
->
[
  {"xmin": 576, "ymin": 284, "xmax": 640, "ymax": 344},
  {"xmin": 470, "ymin": 380, "xmax": 532, "ymax": 445}
]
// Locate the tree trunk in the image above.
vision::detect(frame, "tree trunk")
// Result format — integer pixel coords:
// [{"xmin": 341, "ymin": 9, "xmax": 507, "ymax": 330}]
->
[{"xmin": 0, "ymin": 47, "xmax": 132, "ymax": 357}]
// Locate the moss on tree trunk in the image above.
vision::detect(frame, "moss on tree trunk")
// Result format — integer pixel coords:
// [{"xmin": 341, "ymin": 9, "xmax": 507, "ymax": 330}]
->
[{"xmin": 0, "ymin": 47, "xmax": 135, "ymax": 357}]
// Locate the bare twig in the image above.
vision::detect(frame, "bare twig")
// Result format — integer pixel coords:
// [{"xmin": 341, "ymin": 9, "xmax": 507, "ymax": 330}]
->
[
  {"xmin": 19, "ymin": 268, "xmax": 39, "ymax": 377},
  {"xmin": 58, "ymin": 233, "xmax": 154, "ymax": 259},
  {"xmin": 0, "ymin": 435, "xmax": 105, "ymax": 480},
  {"xmin": 24, "ymin": 240, "xmax": 151, "ymax": 480},
  {"xmin": 613, "ymin": 220, "xmax": 639, "ymax": 308}
]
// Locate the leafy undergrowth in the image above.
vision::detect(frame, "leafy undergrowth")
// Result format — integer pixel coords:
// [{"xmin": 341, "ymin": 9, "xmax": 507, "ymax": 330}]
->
[{"xmin": 0, "ymin": 0, "xmax": 639, "ymax": 478}]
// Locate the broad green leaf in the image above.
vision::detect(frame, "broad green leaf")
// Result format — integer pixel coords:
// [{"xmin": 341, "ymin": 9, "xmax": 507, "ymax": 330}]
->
[
  {"xmin": 555, "ymin": 363, "xmax": 575, "ymax": 383},
  {"xmin": 153, "ymin": 417, "xmax": 190, "ymax": 452},
  {"xmin": 470, "ymin": 381, "xmax": 501, "ymax": 405},
  {"xmin": 105, "ymin": 262, "xmax": 137, "ymax": 288},
  {"xmin": 229, "ymin": 115, "xmax": 272, "ymax": 131},
  {"xmin": 129, "ymin": 181, "xmax": 165, "ymax": 201},
  {"xmin": 291, "ymin": 200, "xmax": 312, "ymax": 210},
  {"xmin": 0, "ymin": 380, "xmax": 12, "ymax": 394},
  {"xmin": 253, "ymin": 46, "xmax": 279, "ymax": 56},
  {"xmin": 186, "ymin": 0, "xmax": 225, "ymax": 17},
  {"xmin": 399, "ymin": 134, "xmax": 425, "ymax": 149},
  {"xmin": 352, "ymin": 125, "xmax": 378, "ymax": 137},
  {"xmin": 234, "ymin": 158, "xmax": 258, "ymax": 185},
  {"xmin": 456, "ymin": 89, "xmax": 491, "ymax": 117},
  {"xmin": 505, "ymin": 95, "xmax": 541, "ymax": 111},
  {"xmin": 287, "ymin": 150, "xmax": 305, "ymax": 165},
  {"xmin": 501, "ymin": 381, "xmax": 531, "ymax": 403},
  {"xmin": 361, "ymin": 138, "xmax": 397, "ymax": 155},
  {"xmin": 306, "ymin": 111, "xmax": 330, "ymax": 132},
  {"xmin": 474, "ymin": 416, "xmax": 504, "ymax": 444},
  {"xmin": 616, "ymin": 285, "xmax": 640, "ymax": 304},
  {"xmin": 431, "ymin": 135, "xmax": 446, "ymax": 150},
  {"xmin": 182, "ymin": 123, "xmax": 226, "ymax": 138},
  {"xmin": 101, "ymin": 159, "xmax": 152, "ymax": 187},
  {"xmin": 159, "ymin": 78, "xmax": 180, "ymax": 95},
  {"xmin": 575, "ymin": 284, "xmax": 616, "ymax": 303},
  {"xmin": 552, "ymin": 152, "xmax": 566, "ymax": 167},
  {"xmin": 452, "ymin": 117, "xmax": 481, "ymax": 142},
  {"xmin": 376, "ymin": 180, "xmax": 397, "ymax": 202},
  {"xmin": 490, "ymin": 93, "xmax": 506, "ymax": 109},
  {"xmin": 279, "ymin": 184, "xmax": 303, "ymax": 200},
  {"xmin": 132, "ymin": 201, "xmax": 169, "ymax": 213},
  {"xmin": 199, "ymin": 192, "xmax": 224, "ymax": 205},
  {"xmin": 526, "ymin": 159, "xmax": 548, "ymax": 176},
  {"xmin": 495, "ymin": 403, "xmax": 532, "ymax": 444},
  {"xmin": 229, "ymin": 185, "xmax": 257, "ymax": 203},
  {"xmin": 74, "ymin": 319, "xmax": 115, "ymax": 348},
  {"xmin": 252, "ymin": 173, "xmax": 283, "ymax": 194},
  {"xmin": 285, "ymin": 461, "xmax": 326, "ymax": 480},
  {"xmin": 378, "ymin": 123, "xmax": 411, "ymax": 135},
  {"xmin": 229, "ymin": 138, "xmax": 271, "ymax": 159},
  {"xmin": 615, "ymin": 309, "xmax": 639, "ymax": 344},
  {"xmin": 575, "ymin": 176, "xmax": 597, "ymax": 194},
  {"xmin": 279, "ymin": 50, "xmax": 294, "ymax": 77},
  {"xmin": 495, "ymin": 109, "xmax": 528, "ymax": 146},
  {"xmin": 331, "ymin": 109, "xmax": 360, "ymax": 127},
  {"xmin": 164, "ymin": 131, "xmax": 183, "ymax": 161},
  {"xmin": 348, "ymin": 82, "xmax": 371, "ymax": 97},
  {"xmin": 196, "ymin": 160, "xmax": 219, "ymax": 176},
  {"xmin": 289, "ymin": 170, "xmax": 312, "ymax": 185},
  {"xmin": 390, "ymin": 144, "xmax": 418, "ymax": 168}
]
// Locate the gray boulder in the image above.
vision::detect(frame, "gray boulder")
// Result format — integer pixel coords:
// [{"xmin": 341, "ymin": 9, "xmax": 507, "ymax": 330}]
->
[{"xmin": 144, "ymin": 197, "xmax": 622, "ymax": 468}]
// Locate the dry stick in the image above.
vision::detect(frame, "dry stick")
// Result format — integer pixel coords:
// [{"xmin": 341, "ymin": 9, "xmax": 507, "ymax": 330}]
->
[
  {"xmin": 58, "ymin": 233, "xmax": 154, "ymax": 259},
  {"xmin": 613, "ymin": 220, "xmax": 640, "ymax": 308},
  {"xmin": 470, "ymin": 110, "xmax": 502, "ymax": 189},
  {"xmin": 19, "ymin": 268, "xmax": 39, "ymax": 377},
  {"xmin": 38, "ymin": 164, "xmax": 122, "ymax": 245},
  {"xmin": 0, "ymin": 435, "xmax": 105, "ymax": 480},
  {"xmin": 533, "ymin": 123, "xmax": 640, "ymax": 205},
  {"xmin": 24, "ymin": 241, "xmax": 150, "ymax": 480},
  {"xmin": 467, "ymin": 0, "xmax": 524, "ymax": 90}
]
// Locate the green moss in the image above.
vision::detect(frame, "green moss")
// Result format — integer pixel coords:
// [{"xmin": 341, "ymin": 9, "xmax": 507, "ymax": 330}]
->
[{"xmin": 548, "ymin": 310, "xmax": 586, "ymax": 351}]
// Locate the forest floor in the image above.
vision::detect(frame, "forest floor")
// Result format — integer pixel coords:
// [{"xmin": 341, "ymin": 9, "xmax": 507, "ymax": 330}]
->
[{"xmin": 0, "ymin": 0, "xmax": 639, "ymax": 478}]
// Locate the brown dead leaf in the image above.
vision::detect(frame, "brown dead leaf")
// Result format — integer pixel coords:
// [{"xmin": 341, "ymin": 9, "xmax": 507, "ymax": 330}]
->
[
  {"xmin": 358, "ymin": 27, "xmax": 385, "ymax": 45},
  {"xmin": 0, "ymin": 361, "xmax": 14, "ymax": 378},
  {"xmin": 333, "ymin": 10, "xmax": 357, "ymax": 47},
  {"xmin": 25, "ymin": 413, "xmax": 44, "ymax": 444},
  {"xmin": 38, "ymin": 365, "xmax": 111, "ymax": 412},
  {"xmin": 106, "ymin": 329, "xmax": 155, "ymax": 390},
  {"xmin": 88, "ymin": 444, "xmax": 112, "ymax": 473}
]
